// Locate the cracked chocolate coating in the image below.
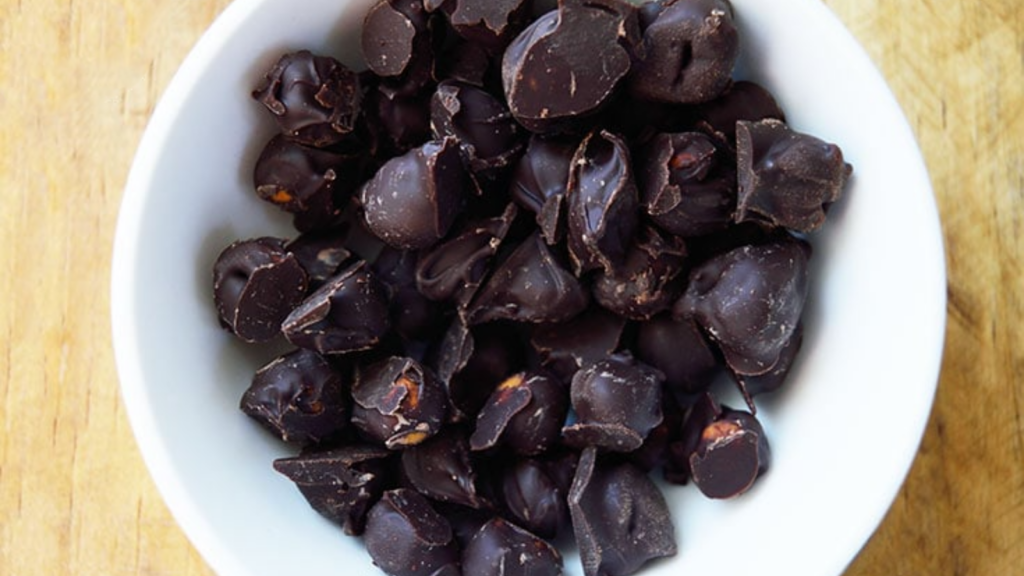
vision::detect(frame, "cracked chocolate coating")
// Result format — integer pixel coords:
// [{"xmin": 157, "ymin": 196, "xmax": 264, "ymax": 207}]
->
[
  {"xmin": 352, "ymin": 356, "xmax": 448, "ymax": 449},
  {"xmin": 471, "ymin": 370, "xmax": 568, "ymax": 456},
  {"xmin": 688, "ymin": 407, "xmax": 771, "ymax": 499},
  {"xmin": 462, "ymin": 518, "xmax": 563, "ymax": 576},
  {"xmin": 364, "ymin": 489, "xmax": 461, "ymax": 576},
  {"xmin": 592, "ymin": 225, "xmax": 688, "ymax": 320}
]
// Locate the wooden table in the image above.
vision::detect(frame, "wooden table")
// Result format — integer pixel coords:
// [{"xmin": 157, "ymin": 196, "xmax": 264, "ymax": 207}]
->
[{"xmin": 1, "ymin": 0, "xmax": 1020, "ymax": 574}]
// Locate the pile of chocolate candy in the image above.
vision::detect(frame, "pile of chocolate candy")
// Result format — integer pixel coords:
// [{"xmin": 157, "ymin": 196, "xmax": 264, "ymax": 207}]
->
[{"xmin": 211, "ymin": 0, "xmax": 852, "ymax": 575}]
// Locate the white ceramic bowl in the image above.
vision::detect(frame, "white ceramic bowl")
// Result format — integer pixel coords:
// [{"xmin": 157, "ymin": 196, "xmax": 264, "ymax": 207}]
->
[{"xmin": 111, "ymin": 1, "xmax": 946, "ymax": 575}]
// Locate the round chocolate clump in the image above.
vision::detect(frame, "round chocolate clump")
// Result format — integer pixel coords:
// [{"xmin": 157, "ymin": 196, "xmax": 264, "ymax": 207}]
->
[
  {"xmin": 351, "ymin": 356, "xmax": 447, "ymax": 449},
  {"xmin": 562, "ymin": 353, "xmax": 665, "ymax": 452},
  {"xmin": 736, "ymin": 118, "xmax": 852, "ymax": 233},
  {"xmin": 462, "ymin": 518, "xmax": 563, "ymax": 576},
  {"xmin": 639, "ymin": 131, "xmax": 737, "ymax": 238},
  {"xmin": 273, "ymin": 445, "xmax": 392, "ymax": 535},
  {"xmin": 212, "ymin": 237, "xmax": 308, "ymax": 343},
  {"xmin": 470, "ymin": 370, "xmax": 569, "ymax": 456},
  {"xmin": 364, "ymin": 489, "xmax": 461, "ymax": 576},
  {"xmin": 282, "ymin": 260, "xmax": 391, "ymax": 355},
  {"xmin": 240, "ymin": 348, "xmax": 348, "ymax": 445},
  {"xmin": 674, "ymin": 237, "xmax": 810, "ymax": 376},
  {"xmin": 629, "ymin": 0, "xmax": 739, "ymax": 104},
  {"xmin": 252, "ymin": 50, "xmax": 362, "ymax": 147},
  {"xmin": 688, "ymin": 407, "xmax": 771, "ymax": 499},
  {"xmin": 360, "ymin": 137, "xmax": 467, "ymax": 250},
  {"xmin": 502, "ymin": 0, "xmax": 642, "ymax": 133},
  {"xmin": 253, "ymin": 135, "xmax": 361, "ymax": 232}
]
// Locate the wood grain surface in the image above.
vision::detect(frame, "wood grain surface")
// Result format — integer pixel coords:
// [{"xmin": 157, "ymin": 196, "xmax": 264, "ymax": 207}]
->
[{"xmin": 0, "ymin": 0, "xmax": 1020, "ymax": 575}]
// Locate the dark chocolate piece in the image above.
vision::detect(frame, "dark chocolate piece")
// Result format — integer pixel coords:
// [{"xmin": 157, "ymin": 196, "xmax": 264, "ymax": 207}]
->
[
  {"xmin": 502, "ymin": 0, "xmax": 641, "ymax": 133},
  {"xmin": 360, "ymin": 137, "xmax": 467, "ymax": 250},
  {"xmin": 441, "ymin": 0, "xmax": 534, "ymax": 53},
  {"xmin": 592, "ymin": 225, "xmax": 687, "ymax": 320},
  {"xmin": 689, "ymin": 407, "xmax": 771, "ymax": 499},
  {"xmin": 736, "ymin": 119, "xmax": 852, "ymax": 232},
  {"xmin": 285, "ymin": 226, "xmax": 353, "ymax": 288},
  {"xmin": 639, "ymin": 131, "xmax": 736, "ymax": 237},
  {"xmin": 431, "ymin": 81, "xmax": 524, "ymax": 184},
  {"xmin": 664, "ymin": 391, "xmax": 720, "ymax": 484},
  {"xmin": 462, "ymin": 518, "xmax": 563, "ymax": 576},
  {"xmin": 362, "ymin": 0, "xmax": 435, "ymax": 94},
  {"xmin": 442, "ymin": 321, "xmax": 527, "ymax": 422},
  {"xmin": 693, "ymin": 80, "xmax": 786, "ymax": 146},
  {"xmin": 530, "ymin": 307, "xmax": 627, "ymax": 381},
  {"xmin": 373, "ymin": 246, "xmax": 448, "ymax": 342},
  {"xmin": 732, "ymin": 322, "xmax": 803, "ymax": 411},
  {"xmin": 364, "ymin": 489, "xmax": 461, "ymax": 576},
  {"xmin": 628, "ymin": 393, "xmax": 685, "ymax": 473},
  {"xmin": 509, "ymin": 135, "xmax": 577, "ymax": 244},
  {"xmin": 365, "ymin": 83, "xmax": 434, "ymax": 156},
  {"xmin": 629, "ymin": 0, "xmax": 738, "ymax": 104},
  {"xmin": 635, "ymin": 314, "xmax": 721, "ymax": 401},
  {"xmin": 467, "ymin": 231, "xmax": 589, "ymax": 325},
  {"xmin": 569, "ymin": 447, "xmax": 677, "ymax": 576},
  {"xmin": 674, "ymin": 238, "xmax": 810, "ymax": 375},
  {"xmin": 352, "ymin": 356, "xmax": 448, "ymax": 449},
  {"xmin": 415, "ymin": 203, "xmax": 518, "ymax": 306},
  {"xmin": 562, "ymin": 354, "xmax": 665, "ymax": 452},
  {"xmin": 566, "ymin": 130, "xmax": 639, "ymax": 276},
  {"xmin": 282, "ymin": 260, "xmax": 390, "ymax": 354},
  {"xmin": 273, "ymin": 445, "xmax": 392, "ymax": 535},
  {"xmin": 240, "ymin": 348, "xmax": 348, "ymax": 445},
  {"xmin": 252, "ymin": 50, "xmax": 362, "ymax": 147},
  {"xmin": 212, "ymin": 237, "xmax": 308, "ymax": 343},
  {"xmin": 253, "ymin": 135, "xmax": 360, "ymax": 232},
  {"xmin": 470, "ymin": 371, "xmax": 568, "ymax": 456},
  {"xmin": 402, "ymin": 428, "xmax": 485, "ymax": 508},
  {"xmin": 499, "ymin": 458, "xmax": 570, "ymax": 540}
]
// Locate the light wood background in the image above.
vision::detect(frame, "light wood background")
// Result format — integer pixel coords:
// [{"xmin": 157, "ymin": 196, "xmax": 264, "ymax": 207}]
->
[{"xmin": 0, "ymin": 0, "xmax": 1021, "ymax": 574}]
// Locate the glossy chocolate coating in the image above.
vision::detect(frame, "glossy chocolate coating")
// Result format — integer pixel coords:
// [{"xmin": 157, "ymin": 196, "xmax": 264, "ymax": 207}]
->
[
  {"xmin": 693, "ymin": 80, "xmax": 785, "ymax": 146},
  {"xmin": 736, "ymin": 119, "xmax": 852, "ymax": 232},
  {"xmin": 629, "ymin": 0, "xmax": 738, "ymax": 104},
  {"xmin": 273, "ymin": 445, "xmax": 392, "ymax": 535},
  {"xmin": 373, "ymin": 246, "xmax": 448, "ymax": 342},
  {"xmin": 499, "ymin": 458, "xmax": 570, "ymax": 540},
  {"xmin": 732, "ymin": 322, "xmax": 803, "ymax": 411},
  {"xmin": 441, "ymin": 0, "xmax": 534, "ymax": 53},
  {"xmin": 510, "ymin": 135, "xmax": 577, "ymax": 244},
  {"xmin": 593, "ymin": 225, "xmax": 688, "ymax": 320},
  {"xmin": 252, "ymin": 50, "xmax": 362, "ymax": 147},
  {"xmin": 402, "ymin": 427, "xmax": 485, "ymax": 508},
  {"xmin": 213, "ymin": 237, "xmax": 308, "ymax": 343},
  {"xmin": 282, "ymin": 260, "xmax": 391, "ymax": 354},
  {"xmin": 431, "ymin": 81, "xmax": 524, "ymax": 180},
  {"xmin": 362, "ymin": 0, "xmax": 435, "ymax": 93},
  {"xmin": 467, "ymin": 231, "xmax": 589, "ymax": 325},
  {"xmin": 563, "ymin": 354, "xmax": 665, "ymax": 452},
  {"xmin": 462, "ymin": 518, "xmax": 563, "ymax": 576},
  {"xmin": 253, "ymin": 135, "xmax": 360, "ymax": 232},
  {"xmin": 502, "ymin": 0, "xmax": 641, "ymax": 133},
  {"xmin": 240, "ymin": 348, "xmax": 348, "ymax": 445},
  {"xmin": 639, "ymin": 131, "xmax": 736, "ymax": 237},
  {"xmin": 285, "ymin": 226, "xmax": 353, "ymax": 288},
  {"xmin": 352, "ymin": 356, "xmax": 447, "ymax": 449},
  {"xmin": 664, "ymin": 391, "xmax": 720, "ymax": 484},
  {"xmin": 569, "ymin": 447, "xmax": 677, "ymax": 576},
  {"xmin": 566, "ymin": 130, "xmax": 639, "ymax": 276},
  {"xmin": 530, "ymin": 307, "xmax": 627, "ymax": 381},
  {"xmin": 415, "ymin": 203, "xmax": 518, "ymax": 307},
  {"xmin": 674, "ymin": 237, "xmax": 810, "ymax": 376},
  {"xmin": 364, "ymin": 489, "xmax": 461, "ymax": 576},
  {"xmin": 635, "ymin": 314, "xmax": 721, "ymax": 400},
  {"xmin": 471, "ymin": 371, "xmax": 568, "ymax": 456},
  {"xmin": 360, "ymin": 137, "xmax": 467, "ymax": 250},
  {"xmin": 443, "ymin": 321, "xmax": 528, "ymax": 422},
  {"xmin": 689, "ymin": 407, "xmax": 771, "ymax": 499}
]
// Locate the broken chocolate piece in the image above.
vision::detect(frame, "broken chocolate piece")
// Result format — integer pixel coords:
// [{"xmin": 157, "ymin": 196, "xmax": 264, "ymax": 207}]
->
[
  {"xmin": 689, "ymin": 407, "xmax": 771, "ymax": 499},
  {"xmin": 364, "ymin": 489, "xmax": 461, "ymax": 576},
  {"xmin": 736, "ymin": 118, "xmax": 852, "ymax": 232},
  {"xmin": 273, "ymin": 445, "xmax": 392, "ymax": 535},
  {"xmin": 569, "ymin": 447, "xmax": 677, "ymax": 576},
  {"xmin": 402, "ymin": 427, "xmax": 485, "ymax": 508},
  {"xmin": 592, "ymin": 225, "xmax": 687, "ymax": 320},
  {"xmin": 352, "ymin": 356, "xmax": 448, "ymax": 449},
  {"xmin": 509, "ymin": 135, "xmax": 577, "ymax": 244},
  {"xmin": 213, "ymin": 237, "xmax": 308, "ymax": 343},
  {"xmin": 441, "ymin": 0, "xmax": 534, "ymax": 53},
  {"xmin": 285, "ymin": 226, "xmax": 353, "ymax": 288},
  {"xmin": 240, "ymin": 348, "xmax": 348, "ymax": 445},
  {"xmin": 471, "ymin": 370, "xmax": 568, "ymax": 456},
  {"xmin": 562, "ymin": 354, "xmax": 665, "ymax": 452},
  {"xmin": 282, "ymin": 260, "xmax": 391, "ymax": 354},
  {"xmin": 431, "ymin": 81, "xmax": 525, "ymax": 181},
  {"xmin": 530, "ymin": 307, "xmax": 627, "ymax": 381},
  {"xmin": 252, "ymin": 50, "xmax": 362, "ymax": 147},
  {"xmin": 693, "ymin": 80, "xmax": 786, "ymax": 146},
  {"xmin": 362, "ymin": 0, "xmax": 435, "ymax": 94},
  {"xmin": 462, "ymin": 518, "xmax": 563, "ymax": 576}
]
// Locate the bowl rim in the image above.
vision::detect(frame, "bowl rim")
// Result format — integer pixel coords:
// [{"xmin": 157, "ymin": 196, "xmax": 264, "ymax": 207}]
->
[{"xmin": 111, "ymin": 0, "xmax": 947, "ymax": 575}]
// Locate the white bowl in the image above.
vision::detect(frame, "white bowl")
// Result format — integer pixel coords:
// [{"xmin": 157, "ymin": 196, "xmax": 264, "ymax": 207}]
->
[{"xmin": 111, "ymin": 1, "xmax": 946, "ymax": 575}]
